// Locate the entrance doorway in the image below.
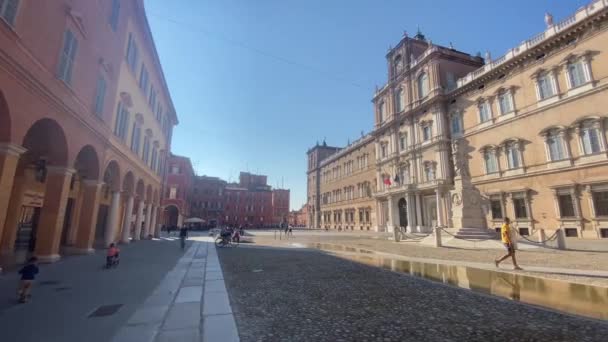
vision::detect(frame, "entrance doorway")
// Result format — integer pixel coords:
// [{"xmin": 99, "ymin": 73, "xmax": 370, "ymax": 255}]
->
[
  {"xmin": 398, "ymin": 198, "xmax": 408, "ymax": 228},
  {"xmin": 15, "ymin": 206, "xmax": 40, "ymax": 263}
]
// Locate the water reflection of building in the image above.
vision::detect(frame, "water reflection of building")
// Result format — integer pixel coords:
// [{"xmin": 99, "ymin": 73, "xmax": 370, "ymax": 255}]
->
[{"xmin": 0, "ymin": 0, "xmax": 176, "ymax": 264}]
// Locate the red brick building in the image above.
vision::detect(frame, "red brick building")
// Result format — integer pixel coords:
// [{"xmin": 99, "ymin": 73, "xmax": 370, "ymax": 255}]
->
[
  {"xmin": 161, "ymin": 154, "xmax": 194, "ymax": 227},
  {"xmin": 186, "ymin": 172, "xmax": 290, "ymax": 228},
  {"xmin": 288, "ymin": 204, "xmax": 308, "ymax": 227},
  {"xmin": 272, "ymin": 189, "xmax": 290, "ymax": 225},
  {"xmin": 190, "ymin": 176, "xmax": 226, "ymax": 227}
]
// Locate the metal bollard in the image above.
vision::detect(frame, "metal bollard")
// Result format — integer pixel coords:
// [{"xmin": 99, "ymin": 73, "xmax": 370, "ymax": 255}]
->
[
  {"xmin": 274, "ymin": 230, "xmax": 277, "ymax": 240},
  {"xmin": 434, "ymin": 226, "xmax": 442, "ymax": 248},
  {"xmin": 537, "ymin": 229, "xmax": 546, "ymax": 246},
  {"xmin": 556, "ymin": 229, "xmax": 566, "ymax": 250}
]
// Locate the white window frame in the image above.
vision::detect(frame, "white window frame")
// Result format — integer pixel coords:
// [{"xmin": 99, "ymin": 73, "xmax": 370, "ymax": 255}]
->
[
  {"xmin": 422, "ymin": 125, "xmax": 432, "ymax": 142},
  {"xmin": 478, "ymin": 100, "xmax": 491, "ymax": 123},
  {"xmin": 451, "ymin": 112, "xmax": 463, "ymax": 136},
  {"xmin": 579, "ymin": 120, "xmax": 603, "ymax": 155},
  {"xmin": 395, "ymin": 88, "xmax": 404, "ymax": 113},
  {"xmin": 417, "ymin": 73, "xmax": 429, "ymax": 99},
  {"xmin": 483, "ymin": 148, "xmax": 498, "ymax": 174},
  {"xmin": 424, "ymin": 162, "xmax": 436, "ymax": 181},
  {"xmin": 399, "ymin": 133, "xmax": 407, "ymax": 151},
  {"xmin": 58, "ymin": 29, "xmax": 78, "ymax": 85},
  {"xmin": 504, "ymin": 141, "xmax": 521, "ymax": 170},
  {"xmin": 381, "ymin": 143, "xmax": 388, "ymax": 158},
  {"xmin": 535, "ymin": 71, "xmax": 558, "ymax": 101},
  {"xmin": 378, "ymin": 101, "xmax": 385, "ymax": 123},
  {"xmin": 544, "ymin": 129, "xmax": 567, "ymax": 162},
  {"xmin": 565, "ymin": 58, "xmax": 591, "ymax": 89},
  {"xmin": 497, "ymin": 90, "xmax": 514, "ymax": 115},
  {"xmin": 93, "ymin": 75, "xmax": 106, "ymax": 117}
]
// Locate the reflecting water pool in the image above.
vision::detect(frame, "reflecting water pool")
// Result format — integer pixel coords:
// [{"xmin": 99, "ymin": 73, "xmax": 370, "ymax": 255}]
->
[{"xmin": 305, "ymin": 242, "xmax": 608, "ymax": 320}]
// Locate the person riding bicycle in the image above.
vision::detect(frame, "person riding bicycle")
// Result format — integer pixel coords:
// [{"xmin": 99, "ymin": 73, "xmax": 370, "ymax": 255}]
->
[{"xmin": 106, "ymin": 243, "xmax": 120, "ymax": 268}]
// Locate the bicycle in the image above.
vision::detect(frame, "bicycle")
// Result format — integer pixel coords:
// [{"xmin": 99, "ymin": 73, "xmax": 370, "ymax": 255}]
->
[{"xmin": 215, "ymin": 233, "xmax": 239, "ymax": 248}]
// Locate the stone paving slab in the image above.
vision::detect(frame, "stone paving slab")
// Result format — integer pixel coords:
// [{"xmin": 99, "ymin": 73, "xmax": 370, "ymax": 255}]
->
[
  {"xmin": 218, "ymin": 246, "xmax": 608, "ymax": 342},
  {"xmin": 205, "ymin": 271, "xmax": 224, "ymax": 280},
  {"xmin": 111, "ymin": 236, "xmax": 239, "ymax": 342}
]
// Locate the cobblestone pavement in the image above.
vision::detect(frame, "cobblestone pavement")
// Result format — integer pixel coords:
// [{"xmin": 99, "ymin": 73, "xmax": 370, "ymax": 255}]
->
[
  {"xmin": 219, "ymin": 247, "xmax": 608, "ymax": 342},
  {"xmin": 249, "ymin": 233, "xmax": 608, "ymax": 286},
  {"xmin": 0, "ymin": 237, "xmax": 189, "ymax": 342}
]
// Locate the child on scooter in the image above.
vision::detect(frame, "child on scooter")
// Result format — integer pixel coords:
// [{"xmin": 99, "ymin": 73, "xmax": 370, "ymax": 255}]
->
[{"xmin": 106, "ymin": 243, "xmax": 120, "ymax": 268}]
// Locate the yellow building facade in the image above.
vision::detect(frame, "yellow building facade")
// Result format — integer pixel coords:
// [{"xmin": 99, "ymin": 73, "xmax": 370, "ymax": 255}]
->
[{"xmin": 450, "ymin": 3, "xmax": 608, "ymax": 239}]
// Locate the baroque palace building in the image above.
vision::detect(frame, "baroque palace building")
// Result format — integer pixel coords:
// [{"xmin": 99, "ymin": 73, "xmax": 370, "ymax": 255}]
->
[
  {"xmin": 0, "ymin": 0, "xmax": 177, "ymax": 264},
  {"xmin": 307, "ymin": 0, "xmax": 608, "ymax": 239}
]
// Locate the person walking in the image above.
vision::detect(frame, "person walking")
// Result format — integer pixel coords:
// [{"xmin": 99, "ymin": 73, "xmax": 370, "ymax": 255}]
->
[
  {"xmin": 17, "ymin": 257, "xmax": 39, "ymax": 303},
  {"xmin": 495, "ymin": 217, "xmax": 523, "ymax": 270},
  {"xmin": 179, "ymin": 226, "xmax": 188, "ymax": 250}
]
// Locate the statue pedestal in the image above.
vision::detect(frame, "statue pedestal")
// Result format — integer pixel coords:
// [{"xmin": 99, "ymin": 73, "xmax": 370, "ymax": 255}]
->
[{"xmin": 450, "ymin": 179, "xmax": 486, "ymax": 229}]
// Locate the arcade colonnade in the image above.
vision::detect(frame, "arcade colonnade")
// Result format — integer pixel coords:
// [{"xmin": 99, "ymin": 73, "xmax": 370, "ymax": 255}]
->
[{"xmin": 0, "ymin": 98, "xmax": 163, "ymax": 263}]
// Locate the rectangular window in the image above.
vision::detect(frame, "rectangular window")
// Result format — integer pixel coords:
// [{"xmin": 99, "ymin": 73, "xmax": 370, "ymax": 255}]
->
[
  {"xmin": 513, "ymin": 198, "xmax": 528, "ymax": 219},
  {"xmin": 537, "ymin": 74, "xmax": 555, "ymax": 100},
  {"xmin": 130, "ymin": 124, "xmax": 141, "ymax": 153},
  {"xmin": 381, "ymin": 144, "xmax": 387, "ymax": 158},
  {"xmin": 109, "ymin": 0, "xmax": 120, "ymax": 31},
  {"xmin": 558, "ymin": 193, "xmax": 575, "ymax": 218},
  {"xmin": 399, "ymin": 134, "xmax": 407, "ymax": 150},
  {"xmin": 592, "ymin": 191, "xmax": 608, "ymax": 216},
  {"xmin": 490, "ymin": 199, "xmax": 503, "ymax": 219},
  {"xmin": 451, "ymin": 115, "xmax": 462, "ymax": 135},
  {"xmin": 484, "ymin": 151, "xmax": 498, "ymax": 174},
  {"xmin": 139, "ymin": 65, "xmax": 149, "ymax": 94},
  {"xmin": 478, "ymin": 102, "xmax": 490, "ymax": 122},
  {"xmin": 169, "ymin": 187, "xmax": 177, "ymax": 199},
  {"xmin": 547, "ymin": 134, "xmax": 565, "ymax": 161},
  {"xmin": 425, "ymin": 166, "xmax": 435, "ymax": 181},
  {"xmin": 506, "ymin": 146, "xmax": 520, "ymax": 169},
  {"xmin": 423, "ymin": 126, "xmax": 431, "ymax": 141},
  {"xmin": 568, "ymin": 61, "xmax": 588, "ymax": 88},
  {"xmin": 58, "ymin": 30, "xmax": 78, "ymax": 85},
  {"xmin": 498, "ymin": 92, "xmax": 513, "ymax": 114},
  {"xmin": 93, "ymin": 76, "xmax": 106, "ymax": 117},
  {"xmin": 113, "ymin": 102, "xmax": 129, "ymax": 140},
  {"xmin": 126, "ymin": 33, "xmax": 138, "ymax": 72},
  {"xmin": 581, "ymin": 128, "xmax": 601, "ymax": 155},
  {"xmin": 170, "ymin": 165, "xmax": 179, "ymax": 174},
  {"xmin": 0, "ymin": 0, "xmax": 19, "ymax": 26}
]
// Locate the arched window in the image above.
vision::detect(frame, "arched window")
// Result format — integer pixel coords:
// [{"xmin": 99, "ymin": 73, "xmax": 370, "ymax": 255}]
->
[
  {"xmin": 417, "ymin": 72, "xmax": 429, "ymax": 99},
  {"xmin": 395, "ymin": 88, "xmax": 404, "ymax": 112}
]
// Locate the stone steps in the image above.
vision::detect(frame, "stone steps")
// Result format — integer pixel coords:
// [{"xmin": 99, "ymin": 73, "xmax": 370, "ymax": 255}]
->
[{"xmin": 452, "ymin": 227, "xmax": 498, "ymax": 240}]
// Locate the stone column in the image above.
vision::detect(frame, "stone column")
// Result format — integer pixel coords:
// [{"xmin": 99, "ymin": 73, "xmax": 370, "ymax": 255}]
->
[
  {"xmin": 104, "ymin": 190, "xmax": 121, "ymax": 246},
  {"xmin": 406, "ymin": 193, "xmax": 416, "ymax": 232},
  {"xmin": 436, "ymin": 189, "xmax": 444, "ymax": 228},
  {"xmin": 73, "ymin": 180, "xmax": 103, "ymax": 253},
  {"xmin": 121, "ymin": 195, "xmax": 134, "ymax": 243},
  {"xmin": 177, "ymin": 214, "xmax": 184, "ymax": 227},
  {"xmin": 386, "ymin": 196, "xmax": 396, "ymax": 233},
  {"xmin": 0, "ymin": 172, "xmax": 25, "ymax": 254},
  {"xmin": 0, "ymin": 143, "xmax": 26, "ymax": 246},
  {"xmin": 134, "ymin": 200, "xmax": 144, "ymax": 240},
  {"xmin": 143, "ymin": 202, "xmax": 152, "ymax": 238},
  {"xmin": 35, "ymin": 167, "xmax": 75, "ymax": 262},
  {"xmin": 151, "ymin": 205, "xmax": 159, "ymax": 237},
  {"xmin": 66, "ymin": 180, "xmax": 85, "ymax": 245},
  {"xmin": 415, "ymin": 193, "xmax": 423, "ymax": 230}
]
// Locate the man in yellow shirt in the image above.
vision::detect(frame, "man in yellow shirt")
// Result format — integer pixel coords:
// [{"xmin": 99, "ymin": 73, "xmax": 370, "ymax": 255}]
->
[{"xmin": 495, "ymin": 217, "xmax": 523, "ymax": 270}]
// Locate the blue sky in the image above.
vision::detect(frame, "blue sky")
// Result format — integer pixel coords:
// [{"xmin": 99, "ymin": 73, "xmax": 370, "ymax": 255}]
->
[{"xmin": 144, "ymin": 0, "xmax": 589, "ymax": 210}]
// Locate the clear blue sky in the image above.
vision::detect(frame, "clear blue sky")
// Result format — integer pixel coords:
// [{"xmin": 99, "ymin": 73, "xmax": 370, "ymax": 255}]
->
[{"xmin": 144, "ymin": 0, "xmax": 588, "ymax": 210}]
